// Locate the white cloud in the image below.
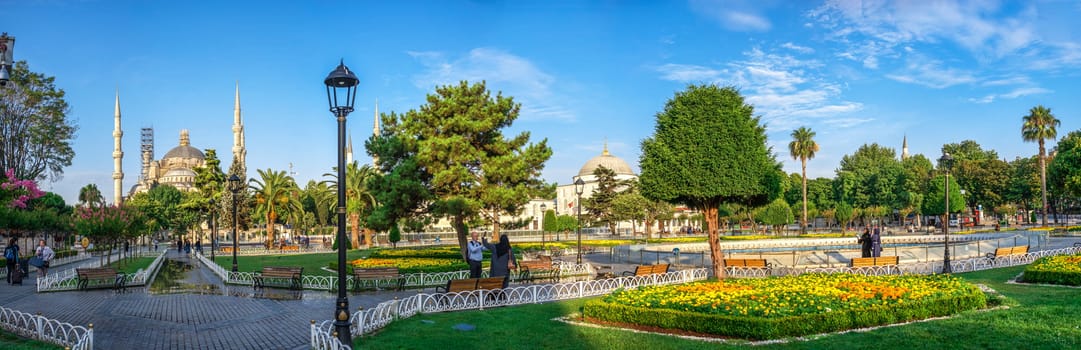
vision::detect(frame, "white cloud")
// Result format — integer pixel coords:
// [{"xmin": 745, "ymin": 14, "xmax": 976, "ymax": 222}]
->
[
  {"xmin": 408, "ymin": 48, "xmax": 575, "ymax": 122},
  {"xmin": 781, "ymin": 42, "xmax": 814, "ymax": 54},
  {"xmin": 655, "ymin": 47, "xmax": 865, "ymax": 131},
  {"xmin": 885, "ymin": 57, "xmax": 978, "ymax": 89},
  {"xmin": 689, "ymin": 0, "xmax": 772, "ymax": 32},
  {"xmin": 808, "ymin": 0, "xmax": 1081, "ymax": 72},
  {"xmin": 655, "ymin": 64, "xmax": 722, "ymax": 82},
  {"xmin": 968, "ymin": 87, "xmax": 1052, "ymax": 104}
]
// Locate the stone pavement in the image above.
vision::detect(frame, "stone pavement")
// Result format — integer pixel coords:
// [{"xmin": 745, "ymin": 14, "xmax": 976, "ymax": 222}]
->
[{"xmin": 0, "ymin": 250, "xmax": 416, "ymax": 350}]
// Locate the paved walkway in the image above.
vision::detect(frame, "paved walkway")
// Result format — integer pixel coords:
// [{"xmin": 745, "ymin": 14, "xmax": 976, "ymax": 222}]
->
[
  {"xmin": 1, "ymin": 237, "xmax": 1076, "ymax": 349},
  {"xmin": 0, "ymin": 250, "xmax": 415, "ymax": 350}
]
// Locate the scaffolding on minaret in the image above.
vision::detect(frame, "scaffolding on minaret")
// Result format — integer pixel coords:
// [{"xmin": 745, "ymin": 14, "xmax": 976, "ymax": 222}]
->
[{"xmin": 140, "ymin": 127, "xmax": 154, "ymax": 182}]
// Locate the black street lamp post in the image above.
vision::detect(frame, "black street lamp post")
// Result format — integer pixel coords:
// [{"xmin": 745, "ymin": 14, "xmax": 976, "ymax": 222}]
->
[
  {"xmin": 209, "ymin": 198, "xmax": 216, "ymax": 261},
  {"xmin": 574, "ymin": 178, "xmax": 585, "ymax": 265},
  {"xmin": 228, "ymin": 174, "xmax": 242, "ymax": 273},
  {"xmin": 325, "ymin": 59, "xmax": 359, "ymax": 347},
  {"xmin": 939, "ymin": 152, "xmax": 954, "ymax": 274},
  {"xmin": 539, "ymin": 203, "xmax": 547, "ymax": 247}
]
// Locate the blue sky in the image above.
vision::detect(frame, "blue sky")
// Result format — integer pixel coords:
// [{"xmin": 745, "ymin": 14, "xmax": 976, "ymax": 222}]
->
[{"xmin": 3, "ymin": 0, "xmax": 1080, "ymax": 205}]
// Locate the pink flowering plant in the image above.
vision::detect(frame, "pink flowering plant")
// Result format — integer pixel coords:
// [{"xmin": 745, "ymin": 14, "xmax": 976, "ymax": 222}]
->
[{"xmin": 0, "ymin": 168, "xmax": 45, "ymax": 209}]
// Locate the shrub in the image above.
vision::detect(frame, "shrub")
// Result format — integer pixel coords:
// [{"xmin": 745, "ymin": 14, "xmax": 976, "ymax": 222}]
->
[
  {"xmin": 584, "ymin": 273, "xmax": 987, "ymax": 340},
  {"xmin": 1022, "ymin": 254, "xmax": 1081, "ymax": 286}
]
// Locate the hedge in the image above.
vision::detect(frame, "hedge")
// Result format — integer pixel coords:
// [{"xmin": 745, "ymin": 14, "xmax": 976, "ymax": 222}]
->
[{"xmin": 583, "ymin": 284, "xmax": 986, "ymax": 340}]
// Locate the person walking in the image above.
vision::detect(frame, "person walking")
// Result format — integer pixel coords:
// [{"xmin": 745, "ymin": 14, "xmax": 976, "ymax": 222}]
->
[
  {"xmin": 35, "ymin": 239, "xmax": 55, "ymax": 277},
  {"xmin": 466, "ymin": 231, "xmax": 487, "ymax": 278},
  {"xmin": 483, "ymin": 234, "xmax": 517, "ymax": 288},
  {"xmin": 857, "ymin": 228, "xmax": 872, "ymax": 258},
  {"xmin": 5, "ymin": 238, "xmax": 21, "ymax": 284}
]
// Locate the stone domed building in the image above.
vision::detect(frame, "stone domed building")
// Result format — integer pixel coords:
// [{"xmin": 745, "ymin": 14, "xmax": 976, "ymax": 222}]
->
[
  {"xmin": 129, "ymin": 129, "xmax": 206, "ymax": 193},
  {"xmin": 555, "ymin": 144, "xmax": 638, "ymax": 219}
]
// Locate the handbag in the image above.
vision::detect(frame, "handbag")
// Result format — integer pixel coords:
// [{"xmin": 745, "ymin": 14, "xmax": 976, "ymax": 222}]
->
[{"xmin": 28, "ymin": 256, "xmax": 44, "ymax": 268}]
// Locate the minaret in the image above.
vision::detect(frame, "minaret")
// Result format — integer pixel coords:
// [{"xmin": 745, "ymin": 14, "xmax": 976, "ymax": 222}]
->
[
  {"xmin": 232, "ymin": 82, "xmax": 247, "ymax": 175},
  {"xmin": 901, "ymin": 134, "xmax": 909, "ymax": 160},
  {"xmin": 112, "ymin": 90, "xmax": 124, "ymax": 205},
  {"xmin": 372, "ymin": 99, "xmax": 381, "ymax": 167},
  {"xmin": 346, "ymin": 134, "xmax": 354, "ymax": 165}
]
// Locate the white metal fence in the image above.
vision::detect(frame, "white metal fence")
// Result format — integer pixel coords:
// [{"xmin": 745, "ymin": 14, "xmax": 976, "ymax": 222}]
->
[
  {"xmin": 36, "ymin": 250, "xmax": 168, "ymax": 292},
  {"xmin": 310, "ymin": 268, "xmax": 709, "ymax": 349},
  {"xmin": 0, "ymin": 305, "xmax": 92, "ymax": 350},
  {"xmin": 192, "ymin": 252, "xmax": 594, "ymax": 291},
  {"xmin": 722, "ymin": 245, "xmax": 1081, "ymax": 278}
]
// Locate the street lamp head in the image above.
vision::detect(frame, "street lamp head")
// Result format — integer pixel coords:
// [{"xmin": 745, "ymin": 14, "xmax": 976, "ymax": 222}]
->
[
  {"xmin": 939, "ymin": 152, "xmax": 954, "ymax": 171},
  {"xmin": 574, "ymin": 178, "xmax": 585, "ymax": 195},
  {"xmin": 324, "ymin": 59, "xmax": 359, "ymax": 116},
  {"xmin": 0, "ymin": 65, "xmax": 8, "ymax": 87},
  {"xmin": 208, "ymin": 198, "xmax": 215, "ymax": 206},
  {"xmin": 227, "ymin": 174, "xmax": 242, "ymax": 194},
  {"xmin": 540, "ymin": 203, "xmax": 547, "ymax": 211}
]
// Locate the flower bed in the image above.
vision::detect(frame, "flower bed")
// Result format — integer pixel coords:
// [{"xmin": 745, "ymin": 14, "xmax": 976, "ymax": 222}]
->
[
  {"xmin": 1022, "ymin": 254, "xmax": 1081, "ymax": 286},
  {"xmin": 349, "ymin": 257, "xmax": 468, "ymax": 274},
  {"xmin": 583, "ymin": 273, "xmax": 986, "ymax": 340}
]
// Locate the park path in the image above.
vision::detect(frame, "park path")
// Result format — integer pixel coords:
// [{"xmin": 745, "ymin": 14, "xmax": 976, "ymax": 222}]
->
[{"xmin": 0, "ymin": 250, "xmax": 415, "ymax": 350}]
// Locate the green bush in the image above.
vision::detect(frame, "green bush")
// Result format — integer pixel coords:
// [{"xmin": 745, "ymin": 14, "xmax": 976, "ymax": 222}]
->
[
  {"xmin": 1022, "ymin": 255, "xmax": 1081, "ymax": 286},
  {"xmin": 332, "ymin": 236, "xmax": 352, "ymax": 250},
  {"xmin": 582, "ymin": 289, "xmax": 986, "ymax": 340}
]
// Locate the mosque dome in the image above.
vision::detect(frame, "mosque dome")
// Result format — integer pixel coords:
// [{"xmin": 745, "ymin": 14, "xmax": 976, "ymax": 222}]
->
[
  {"xmin": 162, "ymin": 129, "xmax": 205, "ymax": 161},
  {"xmin": 577, "ymin": 146, "xmax": 635, "ymax": 177}
]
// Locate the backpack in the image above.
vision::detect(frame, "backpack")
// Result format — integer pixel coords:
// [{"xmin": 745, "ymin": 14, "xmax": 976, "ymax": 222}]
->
[{"xmin": 4, "ymin": 247, "xmax": 14, "ymax": 261}]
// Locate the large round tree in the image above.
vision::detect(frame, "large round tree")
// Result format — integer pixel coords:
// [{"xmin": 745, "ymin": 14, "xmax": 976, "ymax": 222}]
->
[{"xmin": 639, "ymin": 84, "xmax": 780, "ymax": 278}]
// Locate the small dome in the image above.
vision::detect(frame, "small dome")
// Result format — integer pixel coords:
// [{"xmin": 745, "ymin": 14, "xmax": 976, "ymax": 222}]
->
[
  {"xmin": 162, "ymin": 168, "xmax": 197, "ymax": 178},
  {"xmin": 578, "ymin": 148, "xmax": 635, "ymax": 177}
]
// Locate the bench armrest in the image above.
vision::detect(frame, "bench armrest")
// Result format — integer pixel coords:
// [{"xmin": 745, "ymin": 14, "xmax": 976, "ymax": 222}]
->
[
  {"xmin": 985, "ymin": 253, "xmax": 996, "ymax": 259},
  {"xmin": 621, "ymin": 270, "xmax": 635, "ymax": 277}
]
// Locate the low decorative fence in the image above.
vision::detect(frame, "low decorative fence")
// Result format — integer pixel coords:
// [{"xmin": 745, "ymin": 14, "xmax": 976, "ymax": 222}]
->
[
  {"xmin": 208, "ymin": 246, "xmax": 335, "ymax": 256},
  {"xmin": 193, "ymin": 252, "xmax": 595, "ymax": 291},
  {"xmin": 0, "ymin": 305, "xmax": 92, "ymax": 350},
  {"xmin": 310, "ymin": 268, "xmax": 709, "ymax": 349},
  {"xmin": 36, "ymin": 250, "xmax": 168, "ymax": 292},
  {"xmin": 723, "ymin": 246, "xmax": 1081, "ymax": 277}
]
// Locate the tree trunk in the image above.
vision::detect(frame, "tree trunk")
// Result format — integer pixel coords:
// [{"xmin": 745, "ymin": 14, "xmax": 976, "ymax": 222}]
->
[
  {"xmin": 491, "ymin": 211, "xmax": 501, "ymax": 242},
  {"xmin": 363, "ymin": 228, "xmax": 374, "ymax": 248},
  {"xmin": 704, "ymin": 205, "xmax": 726, "ymax": 278},
  {"xmin": 644, "ymin": 218, "xmax": 653, "ymax": 240},
  {"xmin": 349, "ymin": 213, "xmax": 361, "ymax": 248},
  {"xmin": 801, "ymin": 158, "xmax": 808, "ymax": 234},
  {"xmin": 1039, "ymin": 141, "xmax": 1049, "ymax": 227},
  {"xmin": 454, "ymin": 215, "xmax": 468, "ymax": 261},
  {"xmin": 266, "ymin": 212, "xmax": 276, "ymax": 249}
]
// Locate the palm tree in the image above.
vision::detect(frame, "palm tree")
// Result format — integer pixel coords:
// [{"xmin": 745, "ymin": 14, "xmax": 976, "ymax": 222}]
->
[
  {"xmin": 1021, "ymin": 105, "xmax": 1060, "ymax": 227},
  {"xmin": 78, "ymin": 184, "xmax": 104, "ymax": 208},
  {"xmin": 788, "ymin": 126, "xmax": 819, "ymax": 234},
  {"xmin": 250, "ymin": 168, "xmax": 298, "ymax": 248},
  {"xmin": 324, "ymin": 162, "xmax": 378, "ymax": 248}
]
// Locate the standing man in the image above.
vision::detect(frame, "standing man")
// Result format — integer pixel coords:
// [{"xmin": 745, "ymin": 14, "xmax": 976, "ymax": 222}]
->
[{"xmin": 466, "ymin": 231, "xmax": 486, "ymax": 278}]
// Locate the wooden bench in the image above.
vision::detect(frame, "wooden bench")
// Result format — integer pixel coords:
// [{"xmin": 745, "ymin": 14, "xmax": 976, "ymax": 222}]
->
[
  {"xmin": 518, "ymin": 256, "xmax": 557, "ymax": 283},
  {"xmin": 435, "ymin": 276, "xmax": 507, "ymax": 293},
  {"xmin": 280, "ymin": 245, "xmax": 300, "ymax": 252},
  {"xmin": 75, "ymin": 267, "xmax": 125, "ymax": 291},
  {"xmin": 352, "ymin": 267, "xmax": 404, "ymax": 291},
  {"xmin": 850, "ymin": 256, "xmax": 899, "ymax": 267},
  {"xmin": 723, "ymin": 259, "xmax": 772, "ymax": 268},
  {"xmin": 253, "ymin": 266, "xmax": 303, "ymax": 290},
  {"xmin": 621, "ymin": 263, "xmax": 670, "ymax": 277},
  {"xmin": 220, "ymin": 246, "xmax": 235, "ymax": 253},
  {"xmin": 986, "ymin": 245, "xmax": 1029, "ymax": 259}
]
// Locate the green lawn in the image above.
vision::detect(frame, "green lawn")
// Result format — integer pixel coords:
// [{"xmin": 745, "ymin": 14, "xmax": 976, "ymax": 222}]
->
[
  {"xmin": 107, "ymin": 257, "xmax": 158, "ymax": 275},
  {"xmin": 357, "ymin": 266, "xmax": 1081, "ymax": 349},
  {"xmin": 210, "ymin": 250, "xmax": 370, "ymax": 276},
  {"xmin": 0, "ymin": 329, "xmax": 64, "ymax": 350}
]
